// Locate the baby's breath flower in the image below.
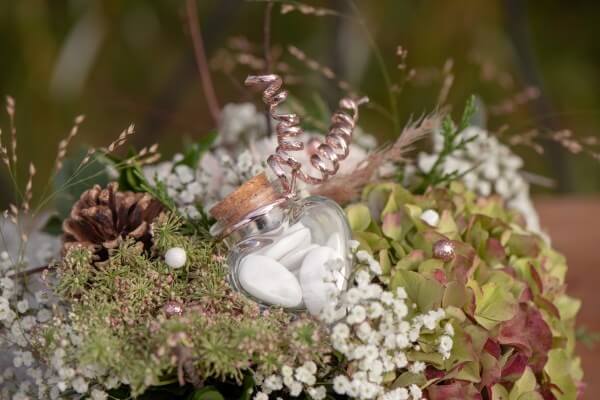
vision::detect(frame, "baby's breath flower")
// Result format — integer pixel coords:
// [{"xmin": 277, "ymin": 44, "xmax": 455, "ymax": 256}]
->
[
  {"xmin": 412, "ymin": 126, "xmax": 541, "ymax": 233},
  {"xmin": 72, "ymin": 376, "xmax": 88, "ymax": 394},
  {"xmin": 91, "ymin": 389, "xmax": 108, "ymax": 400},
  {"xmin": 288, "ymin": 381, "xmax": 303, "ymax": 396},
  {"xmin": 408, "ymin": 361, "xmax": 426, "ymax": 374},
  {"xmin": 333, "ymin": 375, "xmax": 350, "ymax": 394},
  {"xmin": 264, "ymin": 375, "xmax": 283, "ymax": 391},
  {"xmin": 319, "ymin": 249, "xmax": 453, "ymax": 399},
  {"xmin": 307, "ymin": 386, "xmax": 327, "ymax": 400},
  {"xmin": 254, "ymin": 391, "xmax": 269, "ymax": 400},
  {"xmin": 281, "ymin": 365, "xmax": 293, "ymax": 378},
  {"xmin": 16, "ymin": 299, "xmax": 29, "ymax": 313},
  {"xmin": 409, "ymin": 384, "xmax": 422, "ymax": 399}
]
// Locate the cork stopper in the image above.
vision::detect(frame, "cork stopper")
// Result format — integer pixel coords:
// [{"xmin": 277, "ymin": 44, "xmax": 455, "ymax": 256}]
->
[{"xmin": 210, "ymin": 173, "xmax": 283, "ymax": 228}]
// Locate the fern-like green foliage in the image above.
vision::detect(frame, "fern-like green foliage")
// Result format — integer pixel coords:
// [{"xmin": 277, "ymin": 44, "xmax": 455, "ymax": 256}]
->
[
  {"xmin": 43, "ymin": 214, "xmax": 329, "ymax": 397},
  {"xmin": 415, "ymin": 95, "xmax": 478, "ymax": 192}
]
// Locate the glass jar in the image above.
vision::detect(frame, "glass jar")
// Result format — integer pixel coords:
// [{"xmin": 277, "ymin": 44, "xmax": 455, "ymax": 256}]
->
[{"xmin": 210, "ymin": 174, "xmax": 352, "ymax": 315}]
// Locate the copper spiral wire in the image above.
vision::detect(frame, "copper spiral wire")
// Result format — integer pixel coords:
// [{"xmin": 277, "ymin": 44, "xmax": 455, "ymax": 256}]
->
[{"xmin": 245, "ymin": 74, "xmax": 368, "ymax": 196}]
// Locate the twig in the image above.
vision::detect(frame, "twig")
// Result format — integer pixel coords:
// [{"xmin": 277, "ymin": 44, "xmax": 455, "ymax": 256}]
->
[
  {"xmin": 263, "ymin": 2, "xmax": 274, "ymax": 136},
  {"xmin": 7, "ymin": 264, "xmax": 52, "ymax": 279},
  {"xmin": 175, "ymin": 345, "xmax": 203, "ymax": 388},
  {"xmin": 186, "ymin": 0, "xmax": 221, "ymax": 126}
]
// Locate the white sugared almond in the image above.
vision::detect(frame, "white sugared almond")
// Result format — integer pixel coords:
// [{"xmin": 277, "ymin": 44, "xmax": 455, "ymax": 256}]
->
[
  {"xmin": 260, "ymin": 225, "xmax": 311, "ymax": 260},
  {"xmin": 238, "ymin": 254, "xmax": 303, "ymax": 308},
  {"xmin": 299, "ymin": 246, "xmax": 338, "ymax": 315},
  {"xmin": 279, "ymin": 244, "xmax": 319, "ymax": 271},
  {"xmin": 420, "ymin": 209, "xmax": 440, "ymax": 227}
]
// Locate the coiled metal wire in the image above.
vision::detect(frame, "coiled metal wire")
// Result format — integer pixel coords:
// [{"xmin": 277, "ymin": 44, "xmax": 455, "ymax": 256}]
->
[{"xmin": 245, "ymin": 74, "xmax": 368, "ymax": 196}]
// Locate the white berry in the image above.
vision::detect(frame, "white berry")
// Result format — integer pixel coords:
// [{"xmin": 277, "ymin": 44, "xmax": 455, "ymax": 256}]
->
[
  {"xmin": 420, "ymin": 209, "xmax": 440, "ymax": 227},
  {"xmin": 165, "ymin": 247, "xmax": 187, "ymax": 269}
]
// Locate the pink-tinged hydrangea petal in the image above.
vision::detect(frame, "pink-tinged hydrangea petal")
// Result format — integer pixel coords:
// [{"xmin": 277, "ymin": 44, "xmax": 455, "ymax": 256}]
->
[
  {"xmin": 501, "ymin": 352, "xmax": 528, "ymax": 379},
  {"xmin": 483, "ymin": 338, "xmax": 501, "ymax": 360},
  {"xmin": 498, "ymin": 304, "xmax": 552, "ymax": 372},
  {"xmin": 427, "ymin": 380, "xmax": 483, "ymax": 400}
]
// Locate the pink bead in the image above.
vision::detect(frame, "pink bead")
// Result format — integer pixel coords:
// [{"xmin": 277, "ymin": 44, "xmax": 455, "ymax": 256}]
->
[
  {"xmin": 433, "ymin": 239, "xmax": 455, "ymax": 262},
  {"xmin": 163, "ymin": 300, "xmax": 184, "ymax": 318}
]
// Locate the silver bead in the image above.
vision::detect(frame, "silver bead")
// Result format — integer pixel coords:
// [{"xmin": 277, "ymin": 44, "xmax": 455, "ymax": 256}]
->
[{"xmin": 433, "ymin": 239, "xmax": 455, "ymax": 262}]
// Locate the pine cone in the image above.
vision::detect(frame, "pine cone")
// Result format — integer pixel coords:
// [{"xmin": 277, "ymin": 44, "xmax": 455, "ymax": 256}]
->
[{"xmin": 62, "ymin": 182, "xmax": 165, "ymax": 261}]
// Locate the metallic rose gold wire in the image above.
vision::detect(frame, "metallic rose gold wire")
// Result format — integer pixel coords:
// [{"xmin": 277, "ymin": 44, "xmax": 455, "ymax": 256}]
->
[{"xmin": 245, "ymin": 74, "xmax": 368, "ymax": 196}]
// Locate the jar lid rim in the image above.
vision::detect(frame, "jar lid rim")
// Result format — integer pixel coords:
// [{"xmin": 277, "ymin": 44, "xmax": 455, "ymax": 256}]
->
[{"xmin": 210, "ymin": 197, "xmax": 289, "ymax": 239}]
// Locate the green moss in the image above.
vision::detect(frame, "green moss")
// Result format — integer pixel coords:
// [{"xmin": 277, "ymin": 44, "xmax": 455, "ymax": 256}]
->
[{"xmin": 44, "ymin": 214, "xmax": 328, "ymax": 397}]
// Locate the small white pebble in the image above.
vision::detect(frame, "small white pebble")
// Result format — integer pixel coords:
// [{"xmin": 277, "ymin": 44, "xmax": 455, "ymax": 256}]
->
[
  {"xmin": 420, "ymin": 209, "xmax": 440, "ymax": 227},
  {"xmin": 165, "ymin": 247, "xmax": 187, "ymax": 269}
]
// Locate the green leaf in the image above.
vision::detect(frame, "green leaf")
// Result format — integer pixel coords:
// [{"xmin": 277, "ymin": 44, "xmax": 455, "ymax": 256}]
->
[
  {"xmin": 114, "ymin": 161, "xmax": 178, "ymax": 212},
  {"xmin": 354, "ymin": 231, "xmax": 390, "ymax": 253},
  {"xmin": 382, "ymin": 212, "xmax": 403, "ymax": 240},
  {"xmin": 454, "ymin": 360, "xmax": 481, "ymax": 383},
  {"xmin": 437, "ymin": 210, "xmax": 459, "ymax": 239},
  {"xmin": 418, "ymin": 259, "xmax": 444, "ymax": 275},
  {"xmin": 239, "ymin": 374, "xmax": 255, "ymax": 400},
  {"xmin": 189, "ymin": 386, "xmax": 225, "ymax": 400},
  {"xmin": 42, "ymin": 214, "xmax": 64, "ymax": 235},
  {"xmin": 509, "ymin": 367, "xmax": 536, "ymax": 400},
  {"xmin": 177, "ymin": 132, "xmax": 218, "ymax": 169},
  {"xmin": 407, "ymin": 350, "xmax": 445, "ymax": 369},
  {"xmin": 121, "ymin": 164, "xmax": 146, "ymax": 192},
  {"xmin": 391, "ymin": 184, "xmax": 416, "ymax": 205},
  {"xmin": 347, "ymin": 203, "xmax": 372, "ymax": 231},
  {"xmin": 555, "ymin": 294, "xmax": 581, "ymax": 321},
  {"xmin": 544, "ymin": 349, "xmax": 578, "ymax": 400},
  {"xmin": 459, "ymin": 95, "xmax": 477, "ymax": 131},
  {"xmin": 403, "ymin": 204, "xmax": 423, "ymax": 225},
  {"xmin": 390, "ymin": 270, "xmax": 443, "ymax": 312},
  {"xmin": 491, "ymin": 384, "xmax": 510, "ymax": 400},
  {"xmin": 391, "ymin": 371, "xmax": 427, "ymax": 389},
  {"xmin": 506, "ymin": 233, "xmax": 540, "ymax": 258},
  {"xmin": 443, "ymin": 281, "xmax": 468, "ymax": 308},
  {"xmin": 379, "ymin": 249, "xmax": 392, "ymax": 275},
  {"xmin": 472, "ymin": 281, "xmax": 518, "ymax": 330},
  {"xmin": 394, "ymin": 250, "xmax": 425, "ymax": 272}
]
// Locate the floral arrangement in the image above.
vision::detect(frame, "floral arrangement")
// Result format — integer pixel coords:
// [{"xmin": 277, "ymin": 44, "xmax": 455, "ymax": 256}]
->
[{"xmin": 0, "ymin": 3, "xmax": 592, "ymax": 400}]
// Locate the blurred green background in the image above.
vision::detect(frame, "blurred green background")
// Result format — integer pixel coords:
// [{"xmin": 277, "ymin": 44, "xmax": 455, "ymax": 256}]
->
[{"xmin": 1, "ymin": 0, "xmax": 599, "ymax": 207}]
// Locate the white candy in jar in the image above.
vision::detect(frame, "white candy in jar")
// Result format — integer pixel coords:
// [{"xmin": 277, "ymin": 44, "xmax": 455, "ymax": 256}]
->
[{"xmin": 237, "ymin": 221, "xmax": 345, "ymax": 315}]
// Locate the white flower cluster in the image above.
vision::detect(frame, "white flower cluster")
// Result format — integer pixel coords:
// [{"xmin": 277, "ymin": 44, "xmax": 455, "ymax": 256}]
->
[
  {"xmin": 250, "ymin": 246, "xmax": 454, "ymax": 400},
  {"xmin": 33, "ymin": 310, "xmax": 124, "ymax": 400},
  {"xmin": 217, "ymin": 103, "xmax": 268, "ymax": 146},
  {"xmin": 321, "ymin": 250, "xmax": 454, "ymax": 400},
  {"xmin": 0, "ymin": 218, "xmax": 117, "ymax": 399},
  {"xmin": 253, "ymin": 361, "xmax": 327, "ymax": 400},
  {"xmin": 412, "ymin": 126, "xmax": 541, "ymax": 232},
  {"xmin": 144, "ymin": 148, "xmax": 265, "ymax": 217},
  {"xmin": 144, "ymin": 102, "xmax": 375, "ymax": 216},
  {"xmin": 0, "ymin": 218, "xmax": 67, "ymax": 399}
]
